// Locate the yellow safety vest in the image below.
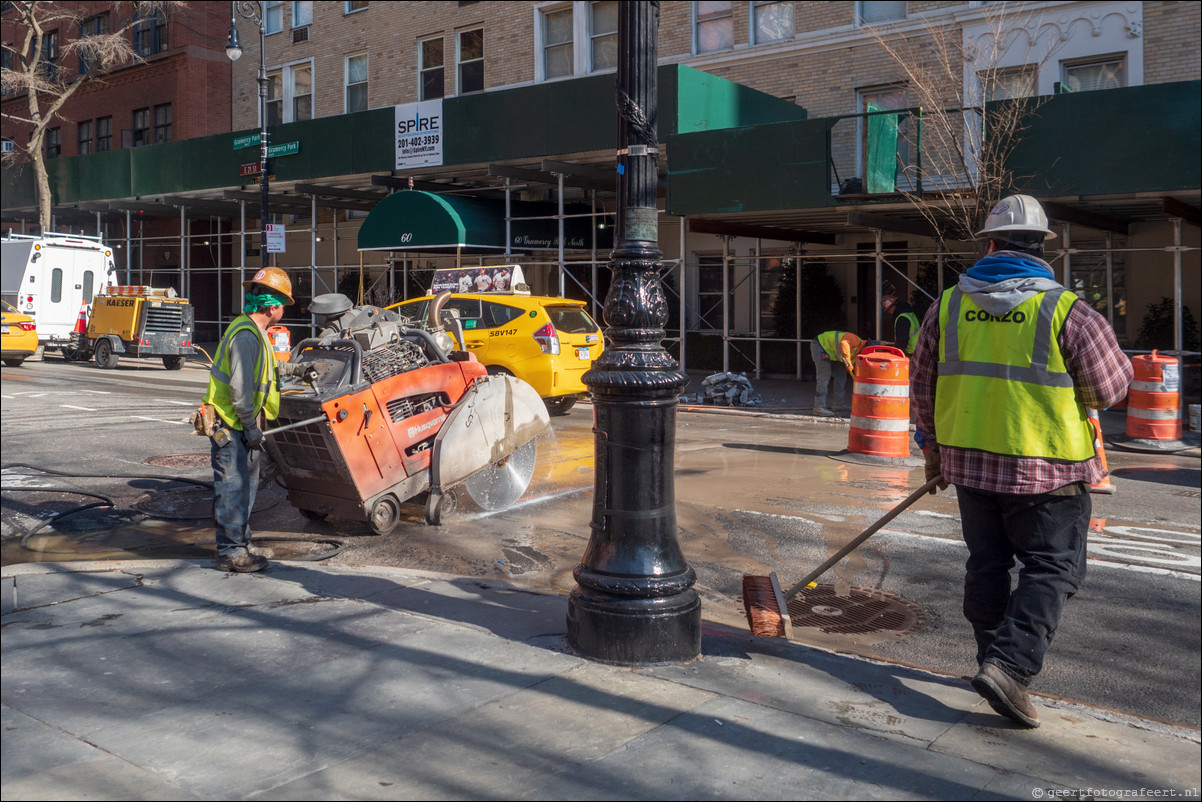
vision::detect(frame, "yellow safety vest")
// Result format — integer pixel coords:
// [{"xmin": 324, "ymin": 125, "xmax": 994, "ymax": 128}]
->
[
  {"xmin": 895, "ymin": 311, "xmax": 919, "ymax": 354},
  {"xmin": 934, "ymin": 287, "xmax": 1094, "ymax": 461},
  {"xmin": 202, "ymin": 315, "xmax": 280, "ymax": 429}
]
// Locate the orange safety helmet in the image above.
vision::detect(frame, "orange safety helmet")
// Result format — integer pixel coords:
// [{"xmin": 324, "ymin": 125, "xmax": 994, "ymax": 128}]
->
[
  {"xmin": 881, "ymin": 294, "xmax": 898, "ymax": 312},
  {"xmin": 242, "ymin": 267, "xmax": 294, "ymax": 305}
]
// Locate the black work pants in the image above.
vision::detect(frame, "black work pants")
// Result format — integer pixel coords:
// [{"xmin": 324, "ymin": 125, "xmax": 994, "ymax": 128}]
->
[{"xmin": 956, "ymin": 483, "xmax": 1090, "ymax": 684}]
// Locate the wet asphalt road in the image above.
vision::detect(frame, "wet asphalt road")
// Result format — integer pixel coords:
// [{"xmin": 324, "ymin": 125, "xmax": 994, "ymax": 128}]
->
[{"xmin": 2, "ymin": 354, "xmax": 1199, "ymax": 726}]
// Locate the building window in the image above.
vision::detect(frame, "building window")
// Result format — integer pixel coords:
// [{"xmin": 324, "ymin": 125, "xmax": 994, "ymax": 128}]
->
[
  {"xmin": 38, "ymin": 29, "xmax": 59, "ymax": 81},
  {"xmin": 457, "ymin": 28, "xmax": 484, "ymax": 94},
  {"xmin": 265, "ymin": 1, "xmax": 283, "ymax": 34},
  {"xmin": 1061, "ymin": 56, "xmax": 1126, "ymax": 93},
  {"xmin": 542, "ymin": 7, "xmax": 574, "ymax": 80},
  {"xmin": 292, "ymin": 1, "xmax": 313, "ymax": 28},
  {"xmin": 78, "ymin": 120, "xmax": 93, "ymax": 155},
  {"xmin": 154, "ymin": 103, "xmax": 172, "ymax": 142},
  {"xmin": 131, "ymin": 108, "xmax": 150, "ymax": 147},
  {"xmin": 752, "ymin": 1, "xmax": 793, "ymax": 44},
  {"xmin": 78, "ymin": 13, "xmax": 109, "ymax": 74},
  {"xmin": 857, "ymin": 85, "xmax": 912, "ymax": 192},
  {"xmin": 981, "ymin": 65, "xmax": 1037, "ymax": 102},
  {"xmin": 420, "ymin": 37, "xmax": 444, "ymax": 100},
  {"xmin": 590, "ymin": 1, "xmax": 618, "ymax": 71},
  {"xmin": 292, "ymin": 64, "xmax": 312, "ymax": 121},
  {"xmin": 345, "ymin": 0, "xmax": 368, "ymax": 12},
  {"xmin": 857, "ymin": 1, "xmax": 905, "ymax": 25},
  {"xmin": 345, "ymin": 53, "xmax": 368, "ymax": 113},
  {"xmin": 266, "ymin": 71, "xmax": 283, "ymax": 125},
  {"xmin": 96, "ymin": 116, "xmax": 112, "ymax": 151},
  {"xmin": 46, "ymin": 127, "xmax": 61, "ymax": 159},
  {"xmin": 695, "ymin": 1, "xmax": 732, "ymax": 55},
  {"xmin": 133, "ymin": 7, "xmax": 167, "ymax": 57}
]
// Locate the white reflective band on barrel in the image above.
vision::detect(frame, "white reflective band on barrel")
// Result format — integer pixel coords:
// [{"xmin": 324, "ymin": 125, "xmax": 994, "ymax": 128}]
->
[
  {"xmin": 1128, "ymin": 407, "xmax": 1180, "ymax": 420},
  {"xmin": 1130, "ymin": 380, "xmax": 1173, "ymax": 392},
  {"xmin": 853, "ymin": 382, "xmax": 909, "ymax": 397},
  {"xmin": 850, "ymin": 416, "xmax": 911, "ymax": 431}
]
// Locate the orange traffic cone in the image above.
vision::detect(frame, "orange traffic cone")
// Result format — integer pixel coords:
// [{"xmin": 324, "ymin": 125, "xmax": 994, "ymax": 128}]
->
[
  {"xmin": 1088, "ymin": 407, "xmax": 1115, "ymax": 494},
  {"xmin": 72, "ymin": 301, "xmax": 89, "ymax": 334}
]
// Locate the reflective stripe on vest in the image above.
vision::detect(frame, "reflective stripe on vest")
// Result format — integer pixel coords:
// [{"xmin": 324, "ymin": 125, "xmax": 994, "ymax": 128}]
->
[
  {"xmin": 202, "ymin": 316, "xmax": 280, "ymax": 428},
  {"xmin": 935, "ymin": 287, "xmax": 1094, "ymax": 462},
  {"xmin": 896, "ymin": 311, "xmax": 919, "ymax": 354}
]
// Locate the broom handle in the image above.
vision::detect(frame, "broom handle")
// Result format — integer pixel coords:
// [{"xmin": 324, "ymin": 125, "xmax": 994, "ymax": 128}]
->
[{"xmin": 781, "ymin": 474, "xmax": 944, "ymax": 601}]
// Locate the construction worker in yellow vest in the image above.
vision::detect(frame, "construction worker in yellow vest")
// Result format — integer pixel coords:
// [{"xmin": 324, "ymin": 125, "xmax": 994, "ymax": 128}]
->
[
  {"xmin": 202, "ymin": 267, "xmax": 293, "ymax": 573},
  {"xmin": 910, "ymin": 194, "xmax": 1132, "ymax": 728},
  {"xmin": 880, "ymin": 293, "xmax": 919, "ymax": 355},
  {"xmin": 810, "ymin": 330, "xmax": 865, "ymax": 417}
]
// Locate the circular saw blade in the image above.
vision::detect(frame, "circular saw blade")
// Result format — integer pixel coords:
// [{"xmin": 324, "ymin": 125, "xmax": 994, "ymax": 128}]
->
[{"xmin": 463, "ymin": 438, "xmax": 538, "ymax": 511}]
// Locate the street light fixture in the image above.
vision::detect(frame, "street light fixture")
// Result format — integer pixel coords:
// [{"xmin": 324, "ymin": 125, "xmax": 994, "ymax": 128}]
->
[{"xmin": 225, "ymin": 1, "xmax": 270, "ymax": 270}]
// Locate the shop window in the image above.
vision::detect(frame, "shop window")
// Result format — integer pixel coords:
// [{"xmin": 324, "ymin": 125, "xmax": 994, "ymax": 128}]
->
[
  {"xmin": 457, "ymin": 28, "xmax": 483, "ymax": 94},
  {"xmin": 857, "ymin": 1, "xmax": 905, "ymax": 25},
  {"xmin": 695, "ymin": 1, "xmax": 732, "ymax": 54},
  {"xmin": 154, "ymin": 103, "xmax": 172, "ymax": 143},
  {"xmin": 133, "ymin": 8, "xmax": 167, "ymax": 57},
  {"xmin": 420, "ymin": 37, "xmax": 444, "ymax": 100},
  {"xmin": 346, "ymin": 53, "xmax": 368, "ymax": 113},
  {"xmin": 78, "ymin": 120, "xmax": 93, "ymax": 155},
  {"xmin": 96, "ymin": 116, "xmax": 112, "ymax": 151},
  {"xmin": 752, "ymin": 1, "xmax": 793, "ymax": 44}
]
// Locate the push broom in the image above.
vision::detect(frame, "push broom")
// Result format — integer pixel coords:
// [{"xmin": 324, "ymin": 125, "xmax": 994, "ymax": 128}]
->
[{"xmin": 742, "ymin": 474, "xmax": 944, "ymax": 638}]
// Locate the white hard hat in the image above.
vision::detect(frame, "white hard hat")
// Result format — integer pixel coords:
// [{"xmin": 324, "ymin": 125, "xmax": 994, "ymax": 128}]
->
[{"xmin": 977, "ymin": 194, "xmax": 1056, "ymax": 241}]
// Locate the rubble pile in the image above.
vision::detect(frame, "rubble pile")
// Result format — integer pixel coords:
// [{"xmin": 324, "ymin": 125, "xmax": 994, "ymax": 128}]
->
[{"xmin": 681, "ymin": 372, "xmax": 763, "ymax": 407}]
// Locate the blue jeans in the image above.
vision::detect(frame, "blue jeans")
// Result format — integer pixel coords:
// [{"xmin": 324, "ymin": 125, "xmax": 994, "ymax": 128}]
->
[
  {"xmin": 956, "ymin": 483, "xmax": 1090, "ymax": 683},
  {"xmin": 211, "ymin": 424, "xmax": 262, "ymax": 558},
  {"xmin": 810, "ymin": 340, "xmax": 847, "ymax": 408}
]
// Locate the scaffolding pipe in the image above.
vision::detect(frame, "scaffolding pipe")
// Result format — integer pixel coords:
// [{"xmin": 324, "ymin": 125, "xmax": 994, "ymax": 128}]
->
[{"xmin": 722, "ymin": 236, "xmax": 730, "ymax": 374}]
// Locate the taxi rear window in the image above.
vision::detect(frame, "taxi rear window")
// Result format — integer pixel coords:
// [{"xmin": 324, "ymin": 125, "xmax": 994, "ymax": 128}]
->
[{"xmin": 547, "ymin": 306, "xmax": 598, "ymax": 334}]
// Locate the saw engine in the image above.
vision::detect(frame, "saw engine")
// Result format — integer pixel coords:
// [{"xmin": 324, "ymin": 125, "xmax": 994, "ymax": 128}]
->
[{"xmin": 265, "ymin": 298, "xmax": 549, "ymax": 533}]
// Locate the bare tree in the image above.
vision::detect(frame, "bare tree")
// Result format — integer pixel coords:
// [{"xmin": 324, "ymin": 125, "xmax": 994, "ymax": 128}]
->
[
  {"xmin": 863, "ymin": 6, "xmax": 1064, "ymax": 242},
  {"xmin": 1, "ymin": 1, "xmax": 181, "ymax": 232}
]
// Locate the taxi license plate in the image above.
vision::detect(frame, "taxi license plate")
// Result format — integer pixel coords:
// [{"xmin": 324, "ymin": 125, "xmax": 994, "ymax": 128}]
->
[{"xmin": 577, "ymin": 347, "xmax": 590, "ymax": 360}]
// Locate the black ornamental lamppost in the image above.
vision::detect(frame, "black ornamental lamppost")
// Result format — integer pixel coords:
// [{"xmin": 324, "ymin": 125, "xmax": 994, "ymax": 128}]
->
[
  {"xmin": 225, "ymin": 1, "xmax": 270, "ymax": 269},
  {"xmin": 567, "ymin": 0, "xmax": 700, "ymax": 665}
]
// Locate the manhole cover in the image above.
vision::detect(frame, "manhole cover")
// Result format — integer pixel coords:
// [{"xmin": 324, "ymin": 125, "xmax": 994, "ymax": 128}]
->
[
  {"xmin": 145, "ymin": 454, "xmax": 211, "ymax": 468},
  {"xmin": 786, "ymin": 584, "xmax": 927, "ymax": 636}
]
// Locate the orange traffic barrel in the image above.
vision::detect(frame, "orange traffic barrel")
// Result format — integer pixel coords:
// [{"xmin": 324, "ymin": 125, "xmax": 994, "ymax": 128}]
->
[
  {"xmin": 1125, "ymin": 350, "xmax": 1181, "ymax": 442},
  {"xmin": 849, "ymin": 345, "xmax": 911, "ymax": 459},
  {"xmin": 268, "ymin": 325, "xmax": 291, "ymax": 362},
  {"xmin": 1087, "ymin": 407, "xmax": 1114, "ymax": 495}
]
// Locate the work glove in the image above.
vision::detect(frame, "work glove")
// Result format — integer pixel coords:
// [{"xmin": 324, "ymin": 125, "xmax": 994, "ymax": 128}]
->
[
  {"xmin": 299, "ymin": 365, "xmax": 318, "ymax": 384},
  {"xmin": 242, "ymin": 425, "xmax": 265, "ymax": 451},
  {"xmin": 923, "ymin": 450, "xmax": 948, "ymax": 494}
]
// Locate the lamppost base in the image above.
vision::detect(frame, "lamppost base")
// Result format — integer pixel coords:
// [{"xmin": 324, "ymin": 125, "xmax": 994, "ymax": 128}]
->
[{"xmin": 567, "ymin": 584, "xmax": 701, "ymax": 666}]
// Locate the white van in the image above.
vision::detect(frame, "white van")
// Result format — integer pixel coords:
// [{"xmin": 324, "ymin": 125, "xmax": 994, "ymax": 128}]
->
[{"xmin": 1, "ymin": 233, "xmax": 117, "ymax": 346}]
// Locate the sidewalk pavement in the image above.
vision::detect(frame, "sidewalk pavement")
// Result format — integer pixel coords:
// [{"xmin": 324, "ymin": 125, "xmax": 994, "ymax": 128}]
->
[{"xmin": 3, "ymin": 559, "xmax": 1198, "ymax": 801}]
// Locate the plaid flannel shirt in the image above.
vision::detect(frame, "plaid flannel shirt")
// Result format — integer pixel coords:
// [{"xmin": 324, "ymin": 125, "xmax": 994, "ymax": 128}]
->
[{"xmin": 912, "ymin": 291, "xmax": 1133, "ymax": 495}]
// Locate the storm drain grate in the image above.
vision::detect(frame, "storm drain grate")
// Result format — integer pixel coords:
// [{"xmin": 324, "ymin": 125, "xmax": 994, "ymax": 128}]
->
[
  {"xmin": 786, "ymin": 584, "xmax": 927, "ymax": 636},
  {"xmin": 145, "ymin": 454, "xmax": 211, "ymax": 468}
]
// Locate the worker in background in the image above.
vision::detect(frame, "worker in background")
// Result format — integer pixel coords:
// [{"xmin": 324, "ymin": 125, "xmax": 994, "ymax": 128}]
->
[
  {"xmin": 910, "ymin": 194, "xmax": 1131, "ymax": 728},
  {"xmin": 881, "ymin": 292, "xmax": 919, "ymax": 356},
  {"xmin": 202, "ymin": 267, "xmax": 294, "ymax": 573},
  {"xmin": 810, "ymin": 330, "xmax": 865, "ymax": 417}
]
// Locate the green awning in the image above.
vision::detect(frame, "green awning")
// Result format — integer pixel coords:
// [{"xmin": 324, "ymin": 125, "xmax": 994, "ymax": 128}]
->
[{"xmin": 357, "ymin": 190, "xmax": 507, "ymax": 252}]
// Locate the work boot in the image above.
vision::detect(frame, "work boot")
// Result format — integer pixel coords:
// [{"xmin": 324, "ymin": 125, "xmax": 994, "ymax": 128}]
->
[
  {"xmin": 972, "ymin": 661, "xmax": 1039, "ymax": 728},
  {"xmin": 216, "ymin": 551, "xmax": 268, "ymax": 573},
  {"xmin": 812, "ymin": 406, "xmax": 835, "ymax": 417}
]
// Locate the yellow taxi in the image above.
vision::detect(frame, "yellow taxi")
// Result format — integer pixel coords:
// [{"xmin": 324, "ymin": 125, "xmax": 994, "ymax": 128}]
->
[
  {"xmin": 2, "ymin": 299, "xmax": 39, "ymax": 367},
  {"xmin": 391, "ymin": 267, "xmax": 603, "ymax": 415}
]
